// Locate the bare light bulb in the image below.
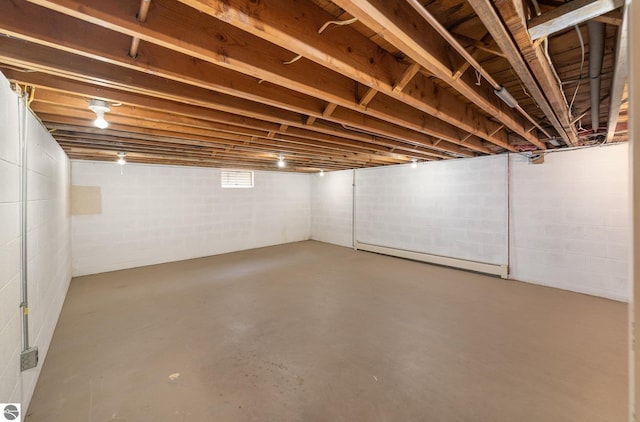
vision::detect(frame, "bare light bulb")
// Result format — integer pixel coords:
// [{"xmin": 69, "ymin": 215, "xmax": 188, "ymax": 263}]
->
[
  {"xmin": 116, "ymin": 152, "xmax": 126, "ymax": 166},
  {"xmin": 89, "ymin": 99, "xmax": 111, "ymax": 129},
  {"xmin": 277, "ymin": 156, "xmax": 285, "ymax": 168},
  {"xmin": 94, "ymin": 114, "xmax": 108, "ymax": 129},
  {"xmin": 411, "ymin": 158, "xmax": 418, "ymax": 168},
  {"xmin": 319, "ymin": 169, "xmax": 324, "ymax": 176}
]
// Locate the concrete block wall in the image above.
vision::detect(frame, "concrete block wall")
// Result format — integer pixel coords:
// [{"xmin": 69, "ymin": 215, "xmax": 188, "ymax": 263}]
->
[
  {"xmin": 510, "ymin": 144, "xmax": 629, "ymax": 300},
  {"xmin": 310, "ymin": 169, "xmax": 353, "ymax": 247},
  {"xmin": 354, "ymin": 155, "xmax": 508, "ymax": 265},
  {"xmin": 0, "ymin": 73, "xmax": 72, "ymax": 410},
  {"xmin": 311, "ymin": 148, "xmax": 629, "ymax": 300},
  {"xmin": 71, "ymin": 162, "xmax": 311, "ymax": 276}
]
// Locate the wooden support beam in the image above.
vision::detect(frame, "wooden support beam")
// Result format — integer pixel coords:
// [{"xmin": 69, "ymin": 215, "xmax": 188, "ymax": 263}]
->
[
  {"xmin": 5, "ymin": 0, "xmax": 486, "ymax": 155},
  {"xmin": 330, "ymin": 0, "xmax": 538, "ymax": 151},
  {"xmin": 322, "ymin": 102, "xmax": 338, "ymax": 117},
  {"xmin": 0, "ymin": 37, "xmax": 472, "ymax": 159},
  {"xmin": 23, "ymin": 0, "xmax": 503, "ymax": 152},
  {"xmin": 605, "ymin": 1, "xmax": 629, "ymax": 142},
  {"xmin": 358, "ymin": 87, "xmax": 378, "ymax": 108},
  {"xmin": 392, "ymin": 62, "xmax": 421, "ymax": 93},
  {"xmin": 451, "ymin": 33, "xmax": 506, "ymax": 58},
  {"xmin": 468, "ymin": 0, "xmax": 579, "ymax": 146},
  {"xmin": 170, "ymin": 0, "xmax": 515, "ymax": 149},
  {"xmin": 528, "ymin": 0, "xmax": 624, "ymax": 40},
  {"xmin": 453, "ymin": 34, "xmax": 493, "ymax": 81}
]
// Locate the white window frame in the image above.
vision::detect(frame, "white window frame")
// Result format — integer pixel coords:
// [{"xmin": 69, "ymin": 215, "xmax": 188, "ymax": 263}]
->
[{"xmin": 221, "ymin": 170, "xmax": 254, "ymax": 188}]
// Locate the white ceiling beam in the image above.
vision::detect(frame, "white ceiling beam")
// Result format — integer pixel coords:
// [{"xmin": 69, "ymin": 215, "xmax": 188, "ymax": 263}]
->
[
  {"xmin": 605, "ymin": 0, "xmax": 630, "ymax": 142},
  {"xmin": 528, "ymin": 0, "xmax": 624, "ymax": 40}
]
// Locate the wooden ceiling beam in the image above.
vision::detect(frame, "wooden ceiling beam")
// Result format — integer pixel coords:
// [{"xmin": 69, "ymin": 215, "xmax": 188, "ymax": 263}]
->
[
  {"xmin": 528, "ymin": 0, "xmax": 624, "ymax": 40},
  {"xmin": 17, "ymin": 0, "xmax": 495, "ymax": 152},
  {"xmin": 56, "ymin": 137, "xmax": 395, "ymax": 168},
  {"xmin": 18, "ymin": 75, "xmax": 453, "ymax": 161},
  {"xmin": 329, "ymin": 0, "xmax": 544, "ymax": 151},
  {"xmin": 0, "ymin": 38, "xmax": 469, "ymax": 159},
  {"xmin": 33, "ymin": 108, "xmax": 402, "ymax": 164},
  {"xmin": 30, "ymin": 87, "xmax": 451, "ymax": 161},
  {"xmin": 468, "ymin": 0, "xmax": 579, "ymax": 146},
  {"xmin": 33, "ymin": 103, "xmax": 439, "ymax": 163},
  {"xmin": 605, "ymin": 1, "xmax": 629, "ymax": 142},
  {"xmin": 62, "ymin": 146, "xmax": 345, "ymax": 172},
  {"xmin": 3, "ymin": 70, "xmax": 413, "ymax": 152}
]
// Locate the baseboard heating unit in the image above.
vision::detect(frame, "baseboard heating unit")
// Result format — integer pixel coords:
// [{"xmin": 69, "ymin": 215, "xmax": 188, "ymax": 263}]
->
[{"xmin": 354, "ymin": 241, "xmax": 508, "ymax": 279}]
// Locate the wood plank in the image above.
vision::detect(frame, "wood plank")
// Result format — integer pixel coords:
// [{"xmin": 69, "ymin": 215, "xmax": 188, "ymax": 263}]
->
[
  {"xmin": 330, "ymin": 0, "xmax": 541, "ymax": 151},
  {"xmin": 468, "ymin": 0, "xmax": 579, "ymax": 146},
  {"xmin": 528, "ymin": 0, "xmax": 624, "ymax": 40},
  {"xmin": 1, "ymin": 1, "xmax": 482, "ymax": 154},
  {"xmin": 30, "ymin": 88, "xmax": 449, "ymax": 161},
  {"xmin": 167, "ymin": 0, "xmax": 513, "ymax": 149},
  {"xmin": 605, "ymin": 1, "xmax": 629, "ymax": 142},
  {"xmin": 0, "ymin": 38, "xmax": 469, "ymax": 159},
  {"xmin": 392, "ymin": 62, "xmax": 422, "ymax": 93},
  {"xmin": 3, "ymin": 70, "xmax": 408, "ymax": 150},
  {"xmin": 493, "ymin": 0, "xmax": 579, "ymax": 145},
  {"xmin": 23, "ymin": 0, "xmax": 505, "ymax": 151}
]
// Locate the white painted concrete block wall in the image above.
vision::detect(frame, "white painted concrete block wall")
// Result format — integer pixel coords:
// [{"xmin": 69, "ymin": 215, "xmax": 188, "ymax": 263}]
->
[
  {"xmin": 71, "ymin": 162, "xmax": 311, "ymax": 276},
  {"xmin": 355, "ymin": 155, "xmax": 508, "ymax": 265},
  {"xmin": 510, "ymin": 144, "xmax": 629, "ymax": 300},
  {"xmin": 0, "ymin": 75, "xmax": 22, "ymax": 406},
  {"xmin": 310, "ymin": 169, "xmax": 353, "ymax": 247},
  {"xmin": 0, "ymin": 73, "xmax": 71, "ymax": 410}
]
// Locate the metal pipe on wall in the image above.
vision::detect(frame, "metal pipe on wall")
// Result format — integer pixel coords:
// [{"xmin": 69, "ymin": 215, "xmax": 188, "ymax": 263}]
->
[
  {"xmin": 18, "ymin": 88, "xmax": 38, "ymax": 371},
  {"xmin": 18, "ymin": 90, "xmax": 31, "ymax": 342},
  {"xmin": 19, "ymin": 91, "xmax": 29, "ymax": 350},
  {"xmin": 587, "ymin": 21, "xmax": 605, "ymax": 132}
]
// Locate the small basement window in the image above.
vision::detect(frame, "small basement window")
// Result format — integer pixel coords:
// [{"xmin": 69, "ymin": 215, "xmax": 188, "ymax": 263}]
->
[{"xmin": 221, "ymin": 170, "xmax": 254, "ymax": 188}]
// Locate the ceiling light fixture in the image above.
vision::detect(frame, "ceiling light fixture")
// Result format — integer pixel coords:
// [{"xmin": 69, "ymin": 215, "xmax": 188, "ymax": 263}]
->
[
  {"xmin": 88, "ymin": 99, "xmax": 111, "ymax": 129},
  {"xmin": 277, "ymin": 155, "xmax": 285, "ymax": 168},
  {"xmin": 319, "ymin": 169, "xmax": 324, "ymax": 176},
  {"xmin": 116, "ymin": 151, "xmax": 126, "ymax": 166},
  {"xmin": 411, "ymin": 158, "xmax": 418, "ymax": 168}
]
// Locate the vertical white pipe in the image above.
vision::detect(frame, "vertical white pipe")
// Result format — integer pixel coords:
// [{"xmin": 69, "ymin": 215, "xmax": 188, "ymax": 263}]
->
[
  {"xmin": 18, "ymin": 91, "xmax": 29, "ymax": 351},
  {"xmin": 587, "ymin": 21, "xmax": 605, "ymax": 132},
  {"xmin": 352, "ymin": 169, "xmax": 356, "ymax": 249}
]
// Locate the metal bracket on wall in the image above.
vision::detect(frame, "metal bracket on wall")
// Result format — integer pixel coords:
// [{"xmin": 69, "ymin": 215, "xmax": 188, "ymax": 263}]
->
[{"xmin": 20, "ymin": 347, "xmax": 38, "ymax": 371}]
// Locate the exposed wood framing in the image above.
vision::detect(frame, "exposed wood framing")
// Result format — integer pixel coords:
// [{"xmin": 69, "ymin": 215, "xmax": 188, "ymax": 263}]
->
[
  {"xmin": 330, "ymin": 0, "xmax": 541, "ymax": 151},
  {"xmin": 468, "ymin": 0, "xmax": 579, "ymax": 146},
  {"xmin": 3, "ymin": 70, "xmax": 454, "ymax": 165},
  {"xmin": 528, "ymin": 0, "xmax": 624, "ymax": 40},
  {"xmin": 172, "ymin": 0, "xmax": 517, "ymax": 150},
  {"xmin": 14, "ymin": 0, "xmax": 491, "ymax": 154},
  {"xmin": 0, "ymin": 0, "xmax": 621, "ymax": 170},
  {"xmin": 605, "ymin": 0, "xmax": 629, "ymax": 142}
]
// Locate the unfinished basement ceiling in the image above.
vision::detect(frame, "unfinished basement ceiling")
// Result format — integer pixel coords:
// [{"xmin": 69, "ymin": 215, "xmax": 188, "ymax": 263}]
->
[{"xmin": 0, "ymin": 0, "xmax": 629, "ymax": 172}]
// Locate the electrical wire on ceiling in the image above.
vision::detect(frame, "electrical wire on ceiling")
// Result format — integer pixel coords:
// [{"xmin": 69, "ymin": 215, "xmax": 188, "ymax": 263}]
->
[
  {"xmin": 542, "ymin": 38, "xmax": 570, "ymax": 111},
  {"xmin": 568, "ymin": 25, "xmax": 585, "ymax": 117},
  {"xmin": 317, "ymin": 17, "xmax": 358, "ymax": 34}
]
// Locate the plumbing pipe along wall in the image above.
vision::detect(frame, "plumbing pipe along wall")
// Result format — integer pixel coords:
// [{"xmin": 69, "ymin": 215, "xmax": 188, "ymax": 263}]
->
[
  {"xmin": 18, "ymin": 90, "xmax": 30, "ymax": 353},
  {"xmin": 587, "ymin": 21, "xmax": 605, "ymax": 132}
]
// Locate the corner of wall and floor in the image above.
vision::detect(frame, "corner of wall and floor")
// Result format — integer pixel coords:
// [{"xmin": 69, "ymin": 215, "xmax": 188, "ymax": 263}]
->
[{"xmin": 0, "ymin": 72, "xmax": 72, "ymax": 414}]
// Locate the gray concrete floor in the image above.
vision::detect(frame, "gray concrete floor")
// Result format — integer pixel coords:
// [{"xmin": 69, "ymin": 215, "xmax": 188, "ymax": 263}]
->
[{"xmin": 26, "ymin": 241, "xmax": 627, "ymax": 421}]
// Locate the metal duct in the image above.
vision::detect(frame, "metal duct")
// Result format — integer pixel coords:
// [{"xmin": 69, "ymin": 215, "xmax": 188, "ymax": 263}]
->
[{"xmin": 587, "ymin": 21, "xmax": 605, "ymax": 132}]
